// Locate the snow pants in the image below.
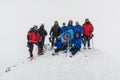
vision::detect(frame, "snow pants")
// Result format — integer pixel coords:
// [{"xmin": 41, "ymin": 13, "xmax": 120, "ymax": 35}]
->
[
  {"xmin": 51, "ymin": 36, "xmax": 57, "ymax": 48},
  {"xmin": 27, "ymin": 42, "xmax": 42, "ymax": 57},
  {"xmin": 70, "ymin": 47, "xmax": 80, "ymax": 55},
  {"xmin": 55, "ymin": 48, "xmax": 61, "ymax": 53},
  {"xmin": 82, "ymin": 35, "xmax": 92, "ymax": 47}
]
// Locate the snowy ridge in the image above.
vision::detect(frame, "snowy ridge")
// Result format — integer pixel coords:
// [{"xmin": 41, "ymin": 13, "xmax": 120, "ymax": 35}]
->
[{"xmin": 1, "ymin": 49, "xmax": 120, "ymax": 80}]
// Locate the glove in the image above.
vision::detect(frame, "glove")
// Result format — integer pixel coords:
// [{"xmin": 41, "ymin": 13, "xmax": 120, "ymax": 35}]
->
[
  {"xmin": 28, "ymin": 40, "xmax": 37, "ymax": 43},
  {"xmin": 36, "ymin": 42, "xmax": 40, "ymax": 46},
  {"xmin": 49, "ymin": 37, "xmax": 52, "ymax": 42},
  {"xmin": 80, "ymin": 34, "xmax": 83, "ymax": 38},
  {"xmin": 40, "ymin": 36, "xmax": 42, "ymax": 39},
  {"xmin": 64, "ymin": 42, "xmax": 68, "ymax": 45},
  {"xmin": 92, "ymin": 34, "xmax": 94, "ymax": 37},
  {"xmin": 54, "ymin": 46, "xmax": 57, "ymax": 49},
  {"xmin": 89, "ymin": 34, "xmax": 94, "ymax": 39},
  {"xmin": 27, "ymin": 44, "xmax": 30, "ymax": 48},
  {"xmin": 72, "ymin": 44, "xmax": 74, "ymax": 47}
]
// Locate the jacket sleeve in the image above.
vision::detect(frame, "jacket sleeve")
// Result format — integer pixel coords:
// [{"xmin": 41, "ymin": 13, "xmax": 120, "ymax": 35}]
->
[
  {"xmin": 27, "ymin": 32, "xmax": 31, "ymax": 40},
  {"xmin": 44, "ymin": 30, "xmax": 47, "ymax": 36},
  {"xmin": 27, "ymin": 31, "xmax": 35, "ymax": 43},
  {"xmin": 80, "ymin": 25, "xmax": 83, "ymax": 34},
  {"xmin": 82, "ymin": 25, "xmax": 85, "ymax": 34},
  {"xmin": 58, "ymin": 27, "xmax": 61, "ymax": 36},
  {"xmin": 54, "ymin": 41, "xmax": 57, "ymax": 47},
  {"xmin": 50, "ymin": 27, "xmax": 53, "ymax": 35}
]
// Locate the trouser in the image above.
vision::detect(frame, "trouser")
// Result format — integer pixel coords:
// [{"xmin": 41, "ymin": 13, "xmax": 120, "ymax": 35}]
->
[
  {"xmin": 61, "ymin": 43, "xmax": 68, "ymax": 51},
  {"xmin": 55, "ymin": 48, "xmax": 61, "ymax": 53},
  {"xmin": 41, "ymin": 37, "xmax": 45, "ymax": 50},
  {"xmin": 51, "ymin": 37, "xmax": 56, "ymax": 48},
  {"xmin": 70, "ymin": 47, "xmax": 80, "ymax": 55},
  {"xmin": 83, "ymin": 35, "xmax": 92, "ymax": 47},
  {"xmin": 27, "ymin": 42, "xmax": 42, "ymax": 57}
]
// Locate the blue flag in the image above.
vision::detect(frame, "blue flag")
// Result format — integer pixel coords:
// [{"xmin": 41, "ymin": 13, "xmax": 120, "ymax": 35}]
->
[{"xmin": 60, "ymin": 29, "xmax": 74, "ymax": 43}]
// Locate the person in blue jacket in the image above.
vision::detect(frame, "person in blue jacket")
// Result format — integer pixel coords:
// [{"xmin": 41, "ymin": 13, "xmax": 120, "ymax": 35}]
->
[
  {"xmin": 60, "ymin": 22, "xmax": 67, "ymax": 34},
  {"xmin": 66, "ymin": 20, "xmax": 74, "ymax": 47},
  {"xmin": 67, "ymin": 20, "xmax": 74, "ymax": 30},
  {"xmin": 53, "ymin": 36, "xmax": 62, "ymax": 55},
  {"xmin": 73, "ymin": 21, "xmax": 82, "ymax": 35},
  {"xmin": 70, "ymin": 32, "xmax": 82, "ymax": 57}
]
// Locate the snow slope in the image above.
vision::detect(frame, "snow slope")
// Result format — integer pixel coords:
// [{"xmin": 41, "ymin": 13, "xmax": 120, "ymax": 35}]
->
[{"xmin": 1, "ymin": 49, "xmax": 120, "ymax": 80}]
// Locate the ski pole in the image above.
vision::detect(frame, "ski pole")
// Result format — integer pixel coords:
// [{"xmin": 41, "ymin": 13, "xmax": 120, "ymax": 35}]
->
[
  {"xmin": 92, "ymin": 37, "xmax": 94, "ymax": 49},
  {"xmin": 34, "ymin": 47, "xmax": 38, "ymax": 55},
  {"xmin": 66, "ymin": 40, "xmax": 69, "ymax": 57}
]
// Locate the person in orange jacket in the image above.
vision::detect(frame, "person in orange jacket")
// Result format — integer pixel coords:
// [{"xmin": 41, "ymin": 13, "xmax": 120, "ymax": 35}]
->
[
  {"xmin": 82, "ymin": 19, "xmax": 94, "ymax": 49},
  {"xmin": 27, "ymin": 25, "xmax": 42, "ymax": 59}
]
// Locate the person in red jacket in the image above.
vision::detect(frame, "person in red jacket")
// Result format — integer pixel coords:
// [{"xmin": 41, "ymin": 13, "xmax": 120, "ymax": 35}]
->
[
  {"xmin": 27, "ymin": 25, "xmax": 42, "ymax": 59},
  {"xmin": 82, "ymin": 19, "xmax": 94, "ymax": 49}
]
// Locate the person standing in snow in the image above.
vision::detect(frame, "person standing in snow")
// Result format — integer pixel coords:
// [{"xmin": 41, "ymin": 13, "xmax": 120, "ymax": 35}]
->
[
  {"xmin": 60, "ymin": 22, "xmax": 68, "ymax": 51},
  {"xmin": 82, "ymin": 18, "xmax": 94, "ymax": 49},
  {"xmin": 60, "ymin": 22, "xmax": 67, "ymax": 34},
  {"xmin": 27, "ymin": 25, "xmax": 42, "ymax": 59},
  {"xmin": 49, "ymin": 21, "xmax": 61, "ymax": 49},
  {"xmin": 66, "ymin": 20, "xmax": 74, "ymax": 47},
  {"xmin": 67, "ymin": 20, "xmax": 74, "ymax": 30},
  {"xmin": 73, "ymin": 21, "xmax": 83, "ymax": 36},
  {"xmin": 70, "ymin": 32, "xmax": 82, "ymax": 57},
  {"xmin": 38, "ymin": 24, "xmax": 47, "ymax": 52}
]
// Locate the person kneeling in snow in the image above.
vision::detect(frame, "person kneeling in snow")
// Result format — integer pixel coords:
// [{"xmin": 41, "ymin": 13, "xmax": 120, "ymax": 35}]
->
[
  {"xmin": 70, "ymin": 32, "xmax": 82, "ymax": 57},
  {"xmin": 27, "ymin": 25, "xmax": 42, "ymax": 59},
  {"xmin": 52, "ymin": 36, "xmax": 62, "ymax": 55}
]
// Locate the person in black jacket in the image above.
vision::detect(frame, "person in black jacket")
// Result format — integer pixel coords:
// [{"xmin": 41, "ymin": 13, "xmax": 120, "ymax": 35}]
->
[
  {"xmin": 49, "ymin": 21, "xmax": 61, "ymax": 49},
  {"xmin": 38, "ymin": 24, "xmax": 47, "ymax": 52}
]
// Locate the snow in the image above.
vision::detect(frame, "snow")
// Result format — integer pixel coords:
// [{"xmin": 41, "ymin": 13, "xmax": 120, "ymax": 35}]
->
[
  {"xmin": 0, "ymin": 0, "xmax": 120, "ymax": 80},
  {"xmin": 1, "ymin": 49, "xmax": 120, "ymax": 80}
]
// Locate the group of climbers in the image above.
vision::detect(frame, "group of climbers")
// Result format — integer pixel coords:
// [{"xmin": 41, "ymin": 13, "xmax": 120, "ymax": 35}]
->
[
  {"xmin": 27, "ymin": 24, "xmax": 47, "ymax": 59},
  {"xmin": 27, "ymin": 18, "xmax": 94, "ymax": 58}
]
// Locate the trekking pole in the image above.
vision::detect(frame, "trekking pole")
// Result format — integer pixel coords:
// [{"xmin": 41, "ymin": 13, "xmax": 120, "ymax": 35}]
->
[
  {"xmin": 34, "ymin": 47, "xmax": 38, "ymax": 55},
  {"xmin": 92, "ymin": 37, "xmax": 94, "ymax": 49},
  {"xmin": 66, "ymin": 40, "xmax": 69, "ymax": 57}
]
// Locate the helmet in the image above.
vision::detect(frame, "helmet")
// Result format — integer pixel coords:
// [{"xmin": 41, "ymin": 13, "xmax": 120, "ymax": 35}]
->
[
  {"xmin": 85, "ymin": 18, "xmax": 89, "ymax": 23},
  {"xmin": 33, "ymin": 25, "xmax": 38, "ymax": 30},
  {"xmin": 33, "ymin": 25, "xmax": 38, "ymax": 28},
  {"xmin": 40, "ymin": 24, "xmax": 44, "ymax": 27},
  {"xmin": 62, "ymin": 22, "xmax": 66, "ymax": 26},
  {"xmin": 54, "ymin": 21, "xmax": 59, "ymax": 26},
  {"xmin": 55, "ymin": 21, "xmax": 58, "ymax": 23},
  {"xmin": 75, "ymin": 21, "xmax": 79, "ymax": 25},
  {"xmin": 68, "ymin": 20, "xmax": 73, "ymax": 23}
]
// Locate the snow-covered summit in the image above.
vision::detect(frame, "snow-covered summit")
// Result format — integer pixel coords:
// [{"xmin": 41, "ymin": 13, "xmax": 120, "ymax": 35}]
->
[{"xmin": 1, "ymin": 49, "xmax": 120, "ymax": 80}]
